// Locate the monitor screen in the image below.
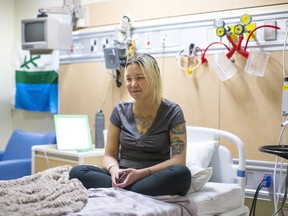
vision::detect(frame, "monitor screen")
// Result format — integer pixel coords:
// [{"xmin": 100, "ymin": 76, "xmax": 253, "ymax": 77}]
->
[{"xmin": 24, "ymin": 21, "xmax": 45, "ymax": 42}]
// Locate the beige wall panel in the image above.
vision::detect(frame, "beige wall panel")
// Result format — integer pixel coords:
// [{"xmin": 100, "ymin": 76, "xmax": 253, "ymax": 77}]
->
[
  {"xmin": 87, "ymin": 0, "xmax": 287, "ymax": 27},
  {"xmin": 218, "ymin": 52, "xmax": 286, "ymax": 161},
  {"xmin": 59, "ymin": 62, "xmax": 129, "ymax": 143},
  {"xmin": 159, "ymin": 56, "xmax": 220, "ymax": 128}
]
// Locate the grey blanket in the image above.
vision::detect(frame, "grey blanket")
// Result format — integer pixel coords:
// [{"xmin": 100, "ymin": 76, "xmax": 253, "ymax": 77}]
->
[
  {"xmin": 0, "ymin": 165, "xmax": 87, "ymax": 216},
  {"xmin": 67, "ymin": 188, "xmax": 203, "ymax": 216}
]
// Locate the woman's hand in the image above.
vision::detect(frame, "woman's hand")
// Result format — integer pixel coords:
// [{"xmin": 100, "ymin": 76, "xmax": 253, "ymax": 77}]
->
[
  {"xmin": 114, "ymin": 168, "xmax": 150, "ymax": 188},
  {"xmin": 109, "ymin": 166, "xmax": 124, "ymax": 186},
  {"xmin": 116, "ymin": 171, "xmax": 128, "ymax": 183}
]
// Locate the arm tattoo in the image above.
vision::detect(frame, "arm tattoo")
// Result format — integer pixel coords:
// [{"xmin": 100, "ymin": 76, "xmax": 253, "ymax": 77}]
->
[
  {"xmin": 171, "ymin": 124, "xmax": 186, "ymax": 134},
  {"xmin": 170, "ymin": 124, "xmax": 186, "ymax": 156},
  {"xmin": 171, "ymin": 137, "xmax": 184, "ymax": 155}
]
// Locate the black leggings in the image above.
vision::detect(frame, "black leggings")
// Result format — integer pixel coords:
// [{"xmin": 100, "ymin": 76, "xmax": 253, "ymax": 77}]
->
[{"xmin": 69, "ymin": 164, "xmax": 191, "ymax": 196}]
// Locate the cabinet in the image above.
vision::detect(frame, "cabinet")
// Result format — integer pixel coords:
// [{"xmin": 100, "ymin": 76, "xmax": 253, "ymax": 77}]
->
[{"xmin": 32, "ymin": 144, "xmax": 105, "ymax": 174}]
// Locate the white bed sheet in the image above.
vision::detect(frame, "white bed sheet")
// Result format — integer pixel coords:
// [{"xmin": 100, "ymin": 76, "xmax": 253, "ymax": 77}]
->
[{"xmin": 187, "ymin": 182, "xmax": 242, "ymax": 215}]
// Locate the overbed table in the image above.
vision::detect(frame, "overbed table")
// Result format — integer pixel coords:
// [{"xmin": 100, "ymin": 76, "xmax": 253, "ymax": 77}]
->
[{"xmin": 32, "ymin": 144, "xmax": 105, "ymax": 174}]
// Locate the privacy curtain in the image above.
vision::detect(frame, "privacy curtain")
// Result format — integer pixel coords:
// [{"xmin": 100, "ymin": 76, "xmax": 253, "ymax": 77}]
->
[{"xmin": 13, "ymin": 45, "xmax": 59, "ymax": 114}]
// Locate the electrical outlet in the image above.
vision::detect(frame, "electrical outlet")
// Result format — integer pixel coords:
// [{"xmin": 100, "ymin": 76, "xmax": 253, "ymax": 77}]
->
[
  {"xmin": 102, "ymin": 37, "xmax": 110, "ymax": 48},
  {"xmin": 263, "ymin": 173, "xmax": 273, "ymax": 188},
  {"xmin": 90, "ymin": 39, "xmax": 98, "ymax": 52},
  {"xmin": 160, "ymin": 30, "xmax": 180, "ymax": 47},
  {"xmin": 246, "ymin": 171, "xmax": 254, "ymax": 189},
  {"xmin": 144, "ymin": 32, "xmax": 152, "ymax": 49},
  {"xmin": 264, "ymin": 20, "xmax": 277, "ymax": 41}
]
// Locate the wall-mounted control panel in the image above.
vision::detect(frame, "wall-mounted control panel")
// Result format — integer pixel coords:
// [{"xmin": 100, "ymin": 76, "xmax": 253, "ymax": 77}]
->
[{"xmin": 60, "ymin": 10, "xmax": 288, "ymax": 64}]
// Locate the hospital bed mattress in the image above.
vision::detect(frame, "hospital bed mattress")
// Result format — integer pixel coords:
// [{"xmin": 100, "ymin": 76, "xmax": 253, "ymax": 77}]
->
[{"xmin": 188, "ymin": 182, "xmax": 242, "ymax": 215}]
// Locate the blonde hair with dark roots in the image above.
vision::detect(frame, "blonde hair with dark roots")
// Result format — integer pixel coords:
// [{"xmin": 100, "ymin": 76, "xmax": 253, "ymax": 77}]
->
[{"xmin": 125, "ymin": 54, "xmax": 163, "ymax": 105}]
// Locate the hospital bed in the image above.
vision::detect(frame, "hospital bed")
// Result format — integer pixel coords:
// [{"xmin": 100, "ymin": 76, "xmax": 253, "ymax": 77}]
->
[
  {"xmin": 185, "ymin": 126, "xmax": 249, "ymax": 215},
  {"xmin": 0, "ymin": 126, "xmax": 249, "ymax": 216}
]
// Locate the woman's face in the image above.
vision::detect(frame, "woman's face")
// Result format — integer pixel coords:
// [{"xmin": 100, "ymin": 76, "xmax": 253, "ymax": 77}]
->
[{"xmin": 125, "ymin": 63, "xmax": 151, "ymax": 102}]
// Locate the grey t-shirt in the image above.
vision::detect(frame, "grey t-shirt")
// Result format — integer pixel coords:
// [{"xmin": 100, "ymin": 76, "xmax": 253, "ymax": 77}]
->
[{"xmin": 110, "ymin": 99, "xmax": 186, "ymax": 169}]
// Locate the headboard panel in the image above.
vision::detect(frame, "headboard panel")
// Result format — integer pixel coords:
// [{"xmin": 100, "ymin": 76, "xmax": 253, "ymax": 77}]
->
[
  {"xmin": 186, "ymin": 126, "xmax": 246, "ymax": 190},
  {"xmin": 209, "ymin": 145, "xmax": 238, "ymax": 183}
]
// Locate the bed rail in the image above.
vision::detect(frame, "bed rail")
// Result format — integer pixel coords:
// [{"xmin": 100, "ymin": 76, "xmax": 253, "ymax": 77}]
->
[{"xmin": 186, "ymin": 126, "xmax": 246, "ymax": 207}]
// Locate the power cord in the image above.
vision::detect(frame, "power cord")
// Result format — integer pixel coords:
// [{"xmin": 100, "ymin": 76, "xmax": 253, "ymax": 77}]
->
[
  {"xmin": 249, "ymin": 178, "xmax": 264, "ymax": 216},
  {"xmin": 273, "ymin": 119, "xmax": 288, "ymax": 214},
  {"xmin": 272, "ymin": 165, "xmax": 288, "ymax": 216},
  {"xmin": 43, "ymin": 148, "xmax": 50, "ymax": 169}
]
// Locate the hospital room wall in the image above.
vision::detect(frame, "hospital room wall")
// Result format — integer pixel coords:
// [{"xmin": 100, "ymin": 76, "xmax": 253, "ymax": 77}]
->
[
  {"xmin": 59, "ymin": 0, "xmax": 288, "ymax": 162},
  {"xmin": 0, "ymin": 0, "xmax": 14, "ymax": 150},
  {"xmin": 2, "ymin": 0, "xmax": 287, "ymax": 161},
  {"xmin": 0, "ymin": 0, "xmax": 99, "ymax": 150},
  {"xmin": 86, "ymin": 0, "xmax": 287, "ymax": 27},
  {"xmin": 0, "ymin": 0, "xmax": 64, "ymax": 151}
]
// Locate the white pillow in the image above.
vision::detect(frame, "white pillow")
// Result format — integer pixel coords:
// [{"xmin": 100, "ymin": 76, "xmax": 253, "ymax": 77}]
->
[
  {"xmin": 186, "ymin": 164, "xmax": 213, "ymax": 194},
  {"xmin": 186, "ymin": 141, "xmax": 219, "ymax": 168}
]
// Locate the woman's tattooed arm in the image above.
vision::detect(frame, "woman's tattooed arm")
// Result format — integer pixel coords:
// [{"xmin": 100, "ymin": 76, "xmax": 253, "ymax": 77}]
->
[{"xmin": 170, "ymin": 124, "xmax": 186, "ymax": 156}]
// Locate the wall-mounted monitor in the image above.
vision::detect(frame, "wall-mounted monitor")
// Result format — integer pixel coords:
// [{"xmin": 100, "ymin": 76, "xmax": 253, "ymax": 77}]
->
[{"xmin": 21, "ymin": 17, "xmax": 72, "ymax": 55}]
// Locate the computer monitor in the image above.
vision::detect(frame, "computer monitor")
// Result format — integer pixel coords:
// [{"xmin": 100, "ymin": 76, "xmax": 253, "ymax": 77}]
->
[{"xmin": 21, "ymin": 17, "xmax": 72, "ymax": 54}]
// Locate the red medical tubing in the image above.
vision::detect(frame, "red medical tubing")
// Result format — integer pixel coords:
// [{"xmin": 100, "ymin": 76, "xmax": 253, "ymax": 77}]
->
[
  {"xmin": 244, "ymin": 24, "xmax": 281, "ymax": 51},
  {"xmin": 201, "ymin": 24, "xmax": 280, "ymax": 63},
  {"xmin": 201, "ymin": 42, "xmax": 231, "ymax": 63}
]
